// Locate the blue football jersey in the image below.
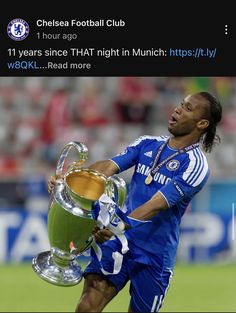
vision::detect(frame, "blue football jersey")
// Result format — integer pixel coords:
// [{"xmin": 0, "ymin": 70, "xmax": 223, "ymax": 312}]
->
[{"xmin": 110, "ymin": 135, "xmax": 210, "ymax": 269}]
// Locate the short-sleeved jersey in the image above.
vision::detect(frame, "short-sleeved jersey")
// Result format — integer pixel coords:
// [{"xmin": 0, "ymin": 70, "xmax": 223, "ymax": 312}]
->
[{"xmin": 111, "ymin": 135, "xmax": 210, "ymax": 269}]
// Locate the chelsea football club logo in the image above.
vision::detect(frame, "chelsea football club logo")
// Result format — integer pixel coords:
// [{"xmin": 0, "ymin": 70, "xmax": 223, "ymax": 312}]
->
[
  {"xmin": 7, "ymin": 18, "xmax": 29, "ymax": 41},
  {"xmin": 166, "ymin": 159, "xmax": 180, "ymax": 171}
]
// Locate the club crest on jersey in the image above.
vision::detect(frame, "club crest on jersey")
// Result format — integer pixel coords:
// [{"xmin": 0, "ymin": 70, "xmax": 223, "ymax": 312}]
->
[
  {"xmin": 166, "ymin": 159, "xmax": 180, "ymax": 171},
  {"xmin": 7, "ymin": 18, "xmax": 29, "ymax": 41}
]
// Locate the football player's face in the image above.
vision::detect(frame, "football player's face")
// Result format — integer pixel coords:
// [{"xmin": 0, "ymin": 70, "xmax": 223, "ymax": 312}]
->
[{"xmin": 168, "ymin": 94, "xmax": 209, "ymax": 136}]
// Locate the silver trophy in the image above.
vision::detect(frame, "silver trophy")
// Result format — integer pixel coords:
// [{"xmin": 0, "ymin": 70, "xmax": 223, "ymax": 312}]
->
[{"xmin": 32, "ymin": 141, "xmax": 126, "ymax": 286}]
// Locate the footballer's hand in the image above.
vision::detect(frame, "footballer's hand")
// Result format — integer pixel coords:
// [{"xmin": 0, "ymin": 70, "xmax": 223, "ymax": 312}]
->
[
  {"xmin": 48, "ymin": 174, "xmax": 62, "ymax": 194},
  {"xmin": 92, "ymin": 226, "xmax": 114, "ymax": 243}
]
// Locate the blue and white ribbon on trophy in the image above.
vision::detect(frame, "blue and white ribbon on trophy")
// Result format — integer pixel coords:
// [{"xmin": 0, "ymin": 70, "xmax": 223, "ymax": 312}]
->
[{"xmin": 90, "ymin": 194, "xmax": 150, "ymax": 275}]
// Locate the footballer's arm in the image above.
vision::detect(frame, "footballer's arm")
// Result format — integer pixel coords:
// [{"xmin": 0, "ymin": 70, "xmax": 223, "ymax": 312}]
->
[
  {"xmin": 48, "ymin": 159, "xmax": 118, "ymax": 194},
  {"xmin": 88, "ymin": 159, "xmax": 119, "ymax": 178},
  {"xmin": 128, "ymin": 191, "xmax": 169, "ymax": 221}
]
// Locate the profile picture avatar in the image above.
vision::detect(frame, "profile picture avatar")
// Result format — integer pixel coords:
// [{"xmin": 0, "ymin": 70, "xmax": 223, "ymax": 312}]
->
[{"xmin": 7, "ymin": 18, "xmax": 29, "ymax": 41}]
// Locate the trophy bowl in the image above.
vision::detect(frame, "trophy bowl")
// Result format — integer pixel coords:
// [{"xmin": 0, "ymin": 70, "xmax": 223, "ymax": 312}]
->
[{"xmin": 32, "ymin": 142, "xmax": 126, "ymax": 287}]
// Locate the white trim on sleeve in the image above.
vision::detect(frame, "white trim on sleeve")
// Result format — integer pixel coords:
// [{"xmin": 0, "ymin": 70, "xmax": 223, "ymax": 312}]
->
[
  {"xmin": 158, "ymin": 190, "xmax": 170, "ymax": 208},
  {"xmin": 109, "ymin": 159, "xmax": 121, "ymax": 173}
]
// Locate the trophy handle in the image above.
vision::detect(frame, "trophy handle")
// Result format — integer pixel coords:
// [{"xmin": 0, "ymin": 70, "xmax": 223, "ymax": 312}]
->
[
  {"xmin": 56, "ymin": 141, "xmax": 88, "ymax": 177},
  {"xmin": 106, "ymin": 175, "xmax": 127, "ymax": 209}
]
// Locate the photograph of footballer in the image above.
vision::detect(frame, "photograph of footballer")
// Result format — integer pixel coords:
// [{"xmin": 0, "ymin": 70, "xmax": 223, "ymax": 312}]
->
[{"xmin": 48, "ymin": 91, "xmax": 222, "ymax": 312}]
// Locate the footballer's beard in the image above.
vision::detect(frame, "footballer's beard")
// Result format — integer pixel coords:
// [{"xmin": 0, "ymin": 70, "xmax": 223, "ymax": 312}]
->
[{"xmin": 168, "ymin": 126, "xmax": 192, "ymax": 137}]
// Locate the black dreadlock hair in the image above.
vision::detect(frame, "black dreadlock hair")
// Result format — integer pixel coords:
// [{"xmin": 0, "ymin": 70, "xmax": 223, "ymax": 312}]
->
[{"xmin": 198, "ymin": 91, "xmax": 222, "ymax": 153}]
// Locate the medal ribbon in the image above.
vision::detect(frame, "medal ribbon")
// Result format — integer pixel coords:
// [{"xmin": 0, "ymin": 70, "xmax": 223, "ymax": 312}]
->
[{"xmin": 145, "ymin": 140, "xmax": 199, "ymax": 184}]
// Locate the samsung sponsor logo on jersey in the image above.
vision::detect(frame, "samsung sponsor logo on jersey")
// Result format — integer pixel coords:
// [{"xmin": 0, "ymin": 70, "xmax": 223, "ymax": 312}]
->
[{"xmin": 136, "ymin": 163, "xmax": 171, "ymax": 185}]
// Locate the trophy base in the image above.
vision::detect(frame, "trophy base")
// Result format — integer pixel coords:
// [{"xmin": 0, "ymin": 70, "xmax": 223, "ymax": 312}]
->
[{"xmin": 32, "ymin": 251, "xmax": 83, "ymax": 287}]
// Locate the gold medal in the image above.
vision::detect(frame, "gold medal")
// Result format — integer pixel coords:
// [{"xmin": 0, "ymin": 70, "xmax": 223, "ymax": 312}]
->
[{"xmin": 145, "ymin": 174, "xmax": 153, "ymax": 185}]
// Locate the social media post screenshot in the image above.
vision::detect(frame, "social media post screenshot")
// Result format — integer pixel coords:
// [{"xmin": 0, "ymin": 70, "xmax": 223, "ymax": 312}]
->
[
  {"xmin": 0, "ymin": 7, "xmax": 235, "ymax": 313},
  {"xmin": 0, "ymin": 9, "xmax": 234, "ymax": 76}
]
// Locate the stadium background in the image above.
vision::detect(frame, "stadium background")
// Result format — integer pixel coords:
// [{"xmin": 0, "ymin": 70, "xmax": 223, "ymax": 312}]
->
[{"xmin": 0, "ymin": 76, "xmax": 235, "ymax": 312}]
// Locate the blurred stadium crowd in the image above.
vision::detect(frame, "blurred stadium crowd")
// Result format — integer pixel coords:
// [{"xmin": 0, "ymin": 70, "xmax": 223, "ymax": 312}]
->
[{"xmin": 0, "ymin": 76, "xmax": 236, "ymax": 182}]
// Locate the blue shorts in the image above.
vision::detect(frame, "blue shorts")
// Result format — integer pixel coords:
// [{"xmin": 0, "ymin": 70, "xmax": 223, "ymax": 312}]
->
[{"xmin": 84, "ymin": 243, "xmax": 173, "ymax": 313}]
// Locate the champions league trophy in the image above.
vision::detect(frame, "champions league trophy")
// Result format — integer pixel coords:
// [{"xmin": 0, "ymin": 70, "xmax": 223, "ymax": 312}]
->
[{"xmin": 32, "ymin": 141, "xmax": 127, "ymax": 287}]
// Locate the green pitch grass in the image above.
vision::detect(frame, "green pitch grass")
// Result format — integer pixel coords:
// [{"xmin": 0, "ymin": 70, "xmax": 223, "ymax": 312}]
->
[{"xmin": 0, "ymin": 262, "xmax": 235, "ymax": 312}]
